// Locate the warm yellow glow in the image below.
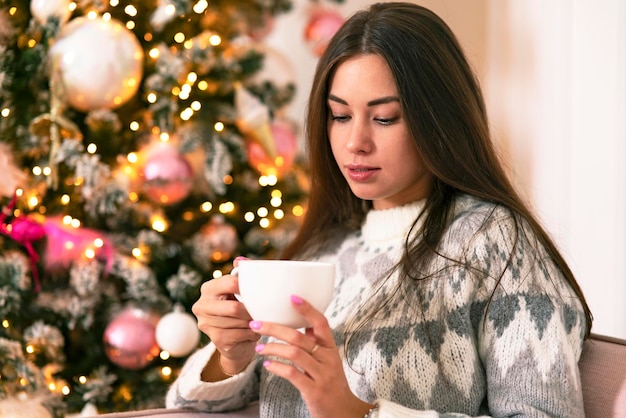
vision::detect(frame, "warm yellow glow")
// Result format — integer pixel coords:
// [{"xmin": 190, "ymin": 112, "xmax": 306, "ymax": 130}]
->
[
  {"xmin": 126, "ymin": 21, "xmax": 136, "ymax": 30},
  {"xmin": 79, "ymin": 376, "xmax": 87, "ymax": 384},
  {"xmin": 61, "ymin": 195, "xmax": 70, "ymax": 205},
  {"xmin": 172, "ymin": 86, "xmax": 181, "ymax": 96},
  {"xmin": 182, "ymin": 211, "xmax": 193, "ymax": 221},
  {"xmin": 69, "ymin": 2, "xmax": 77, "ymax": 11},
  {"xmin": 28, "ymin": 195, "xmax": 39, "ymax": 208},
  {"xmin": 62, "ymin": 385, "xmax": 70, "ymax": 395},
  {"xmin": 274, "ymin": 209, "xmax": 285, "ymax": 219},
  {"xmin": 124, "ymin": 5, "xmax": 138, "ymax": 16},
  {"xmin": 64, "ymin": 241, "xmax": 75, "ymax": 251},
  {"xmin": 63, "ymin": 215, "xmax": 73, "ymax": 225},
  {"xmin": 174, "ymin": 32, "xmax": 186, "ymax": 43},
  {"xmin": 149, "ymin": 47, "xmax": 160, "ymax": 59},
  {"xmin": 198, "ymin": 80, "xmax": 208, "ymax": 90},
  {"xmin": 129, "ymin": 192, "xmax": 139, "ymax": 202},
  {"xmin": 87, "ymin": 11, "xmax": 98, "ymax": 19},
  {"xmin": 244, "ymin": 212, "xmax": 255, "ymax": 222},
  {"xmin": 209, "ymin": 34, "xmax": 221, "ymax": 46},
  {"xmin": 19, "ymin": 378, "xmax": 28, "ymax": 386},
  {"xmin": 127, "ymin": 152, "xmax": 138, "ymax": 163},
  {"xmin": 180, "ymin": 108, "xmax": 193, "ymax": 120},
  {"xmin": 257, "ymin": 207, "xmax": 268, "ymax": 217},
  {"xmin": 49, "ymin": 382, "xmax": 56, "ymax": 391},
  {"xmin": 162, "ymin": 366, "xmax": 172, "ymax": 377},
  {"xmin": 26, "ymin": 345, "xmax": 34, "ymax": 354},
  {"xmin": 293, "ymin": 205, "xmax": 305, "ymax": 216},
  {"xmin": 187, "ymin": 72, "xmax": 198, "ymax": 83},
  {"xmin": 87, "ymin": 143, "xmax": 97, "ymax": 154},
  {"xmin": 164, "ymin": 4, "xmax": 176, "ymax": 16},
  {"xmin": 2, "ymin": 319, "xmax": 9, "ymax": 328},
  {"xmin": 132, "ymin": 248, "xmax": 142, "ymax": 258},
  {"xmin": 223, "ymin": 175, "xmax": 233, "ymax": 185},
  {"xmin": 1, "ymin": 107, "xmax": 10, "ymax": 117},
  {"xmin": 191, "ymin": 101, "xmax": 201, "ymax": 111},
  {"xmin": 147, "ymin": 92, "xmax": 157, "ymax": 103},
  {"xmin": 102, "ymin": 12, "xmax": 111, "ymax": 21},
  {"xmin": 85, "ymin": 248, "xmax": 96, "ymax": 259},
  {"xmin": 71, "ymin": 218, "xmax": 81, "ymax": 228},
  {"xmin": 160, "ymin": 351, "xmax": 170, "ymax": 360},
  {"xmin": 219, "ymin": 202, "xmax": 235, "ymax": 214},
  {"xmin": 129, "ymin": 121, "xmax": 140, "ymax": 131},
  {"xmin": 152, "ymin": 217, "xmax": 168, "ymax": 232},
  {"xmin": 270, "ymin": 197, "xmax": 282, "ymax": 207},
  {"xmin": 16, "ymin": 188, "xmax": 23, "ymax": 197},
  {"xmin": 160, "ymin": 132, "xmax": 170, "ymax": 142},
  {"xmin": 94, "ymin": 238, "xmax": 104, "ymax": 248},
  {"xmin": 267, "ymin": 174, "xmax": 278, "ymax": 185},
  {"xmin": 9, "ymin": 7, "xmax": 16, "ymax": 15},
  {"xmin": 212, "ymin": 270, "xmax": 223, "ymax": 279},
  {"xmin": 200, "ymin": 201, "xmax": 213, "ymax": 212},
  {"xmin": 33, "ymin": 166, "xmax": 42, "ymax": 175},
  {"xmin": 183, "ymin": 39, "xmax": 193, "ymax": 49},
  {"xmin": 43, "ymin": 166, "xmax": 52, "ymax": 176},
  {"xmin": 259, "ymin": 218, "xmax": 270, "ymax": 228},
  {"xmin": 214, "ymin": 122, "xmax": 224, "ymax": 132},
  {"xmin": 28, "ymin": 39, "xmax": 36, "ymax": 48},
  {"xmin": 271, "ymin": 189, "xmax": 283, "ymax": 198},
  {"xmin": 193, "ymin": 0, "xmax": 208, "ymax": 14}
]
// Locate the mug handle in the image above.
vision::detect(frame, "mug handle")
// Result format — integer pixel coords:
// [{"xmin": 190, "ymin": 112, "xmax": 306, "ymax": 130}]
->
[{"xmin": 230, "ymin": 267, "xmax": 243, "ymax": 302}]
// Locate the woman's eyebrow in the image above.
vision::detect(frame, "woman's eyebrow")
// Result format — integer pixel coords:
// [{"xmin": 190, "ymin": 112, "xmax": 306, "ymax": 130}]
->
[{"xmin": 328, "ymin": 94, "xmax": 400, "ymax": 107}]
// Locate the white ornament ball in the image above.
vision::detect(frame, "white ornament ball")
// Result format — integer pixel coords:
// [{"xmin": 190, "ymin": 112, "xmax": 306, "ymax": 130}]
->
[
  {"xmin": 30, "ymin": 0, "xmax": 72, "ymax": 25},
  {"xmin": 50, "ymin": 16, "xmax": 144, "ymax": 112},
  {"xmin": 156, "ymin": 308, "xmax": 200, "ymax": 357}
]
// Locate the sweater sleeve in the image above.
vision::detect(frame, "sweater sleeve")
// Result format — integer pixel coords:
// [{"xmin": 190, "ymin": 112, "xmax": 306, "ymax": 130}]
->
[{"xmin": 165, "ymin": 343, "xmax": 259, "ymax": 413}]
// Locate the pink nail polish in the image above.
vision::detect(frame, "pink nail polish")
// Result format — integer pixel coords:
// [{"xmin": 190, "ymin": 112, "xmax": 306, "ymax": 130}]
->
[
  {"xmin": 249, "ymin": 320, "xmax": 262, "ymax": 330},
  {"xmin": 234, "ymin": 256, "xmax": 247, "ymax": 262},
  {"xmin": 263, "ymin": 360, "xmax": 271, "ymax": 368},
  {"xmin": 255, "ymin": 344, "xmax": 265, "ymax": 353},
  {"xmin": 290, "ymin": 294, "xmax": 303, "ymax": 305}
]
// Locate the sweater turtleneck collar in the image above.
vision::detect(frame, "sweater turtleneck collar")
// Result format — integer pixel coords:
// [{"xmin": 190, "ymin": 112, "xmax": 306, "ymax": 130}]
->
[{"xmin": 360, "ymin": 199, "xmax": 426, "ymax": 244}]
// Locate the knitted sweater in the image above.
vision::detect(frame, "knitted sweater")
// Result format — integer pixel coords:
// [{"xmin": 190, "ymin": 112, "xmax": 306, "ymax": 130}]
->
[{"xmin": 166, "ymin": 195, "xmax": 587, "ymax": 417}]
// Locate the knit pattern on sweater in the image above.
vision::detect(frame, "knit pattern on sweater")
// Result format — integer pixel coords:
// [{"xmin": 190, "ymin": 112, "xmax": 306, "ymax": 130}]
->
[{"xmin": 166, "ymin": 195, "xmax": 586, "ymax": 417}]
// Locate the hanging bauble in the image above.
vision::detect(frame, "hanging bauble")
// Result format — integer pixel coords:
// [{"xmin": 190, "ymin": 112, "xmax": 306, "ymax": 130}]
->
[
  {"xmin": 235, "ymin": 84, "xmax": 277, "ymax": 158},
  {"xmin": 199, "ymin": 215, "xmax": 239, "ymax": 262},
  {"xmin": 304, "ymin": 8, "xmax": 344, "ymax": 57},
  {"xmin": 103, "ymin": 306, "xmax": 160, "ymax": 370},
  {"xmin": 142, "ymin": 144, "xmax": 193, "ymax": 205},
  {"xmin": 247, "ymin": 119, "xmax": 298, "ymax": 177},
  {"xmin": 30, "ymin": 0, "xmax": 72, "ymax": 26},
  {"xmin": 155, "ymin": 305, "xmax": 200, "ymax": 357},
  {"xmin": 49, "ymin": 16, "xmax": 144, "ymax": 112}
]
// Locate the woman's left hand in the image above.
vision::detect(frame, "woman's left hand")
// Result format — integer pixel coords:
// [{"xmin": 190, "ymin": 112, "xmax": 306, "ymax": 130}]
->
[{"xmin": 249, "ymin": 295, "xmax": 374, "ymax": 418}]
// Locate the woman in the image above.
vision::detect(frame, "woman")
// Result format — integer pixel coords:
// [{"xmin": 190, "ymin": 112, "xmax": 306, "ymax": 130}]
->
[{"xmin": 166, "ymin": 3, "xmax": 591, "ymax": 417}]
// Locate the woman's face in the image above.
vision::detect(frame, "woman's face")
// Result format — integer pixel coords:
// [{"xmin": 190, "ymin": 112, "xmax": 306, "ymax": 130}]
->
[{"xmin": 327, "ymin": 54, "xmax": 432, "ymax": 210}]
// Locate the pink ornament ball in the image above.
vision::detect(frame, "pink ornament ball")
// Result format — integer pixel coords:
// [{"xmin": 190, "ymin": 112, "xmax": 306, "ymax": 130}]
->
[
  {"xmin": 143, "ymin": 145, "xmax": 193, "ymax": 205},
  {"xmin": 103, "ymin": 307, "xmax": 160, "ymax": 370},
  {"xmin": 304, "ymin": 9, "xmax": 345, "ymax": 57},
  {"xmin": 247, "ymin": 120, "xmax": 298, "ymax": 176}
]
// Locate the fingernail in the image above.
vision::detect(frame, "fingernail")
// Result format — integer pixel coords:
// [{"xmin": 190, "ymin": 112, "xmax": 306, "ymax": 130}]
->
[
  {"xmin": 249, "ymin": 320, "xmax": 262, "ymax": 330},
  {"xmin": 234, "ymin": 256, "xmax": 247, "ymax": 262},
  {"xmin": 290, "ymin": 295, "xmax": 303, "ymax": 305},
  {"xmin": 263, "ymin": 360, "xmax": 271, "ymax": 368},
  {"xmin": 255, "ymin": 344, "xmax": 265, "ymax": 353}
]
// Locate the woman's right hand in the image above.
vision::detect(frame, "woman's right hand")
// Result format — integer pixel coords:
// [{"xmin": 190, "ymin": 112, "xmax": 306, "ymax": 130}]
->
[{"xmin": 192, "ymin": 258, "xmax": 259, "ymax": 375}]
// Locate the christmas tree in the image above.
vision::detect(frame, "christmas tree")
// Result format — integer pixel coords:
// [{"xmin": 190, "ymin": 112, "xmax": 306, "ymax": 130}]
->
[{"xmin": 0, "ymin": 0, "xmax": 343, "ymax": 416}]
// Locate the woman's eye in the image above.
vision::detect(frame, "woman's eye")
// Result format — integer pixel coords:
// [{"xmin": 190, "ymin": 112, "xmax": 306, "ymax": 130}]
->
[
  {"xmin": 331, "ymin": 114, "xmax": 350, "ymax": 122},
  {"xmin": 375, "ymin": 117, "xmax": 398, "ymax": 125}
]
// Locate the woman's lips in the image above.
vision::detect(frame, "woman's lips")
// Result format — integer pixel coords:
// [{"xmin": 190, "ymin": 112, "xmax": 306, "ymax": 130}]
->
[{"xmin": 346, "ymin": 164, "xmax": 379, "ymax": 181}]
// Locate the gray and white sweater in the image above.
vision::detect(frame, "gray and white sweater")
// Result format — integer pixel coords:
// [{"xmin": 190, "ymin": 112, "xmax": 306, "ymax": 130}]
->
[{"xmin": 166, "ymin": 194, "xmax": 587, "ymax": 417}]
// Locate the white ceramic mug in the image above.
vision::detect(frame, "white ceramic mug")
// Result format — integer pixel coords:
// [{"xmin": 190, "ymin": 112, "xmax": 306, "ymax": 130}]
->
[{"xmin": 232, "ymin": 259, "xmax": 335, "ymax": 328}]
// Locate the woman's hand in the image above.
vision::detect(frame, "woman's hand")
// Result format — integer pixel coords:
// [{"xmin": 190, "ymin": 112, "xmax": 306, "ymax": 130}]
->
[
  {"xmin": 249, "ymin": 295, "xmax": 374, "ymax": 418},
  {"xmin": 192, "ymin": 258, "xmax": 259, "ymax": 376}
]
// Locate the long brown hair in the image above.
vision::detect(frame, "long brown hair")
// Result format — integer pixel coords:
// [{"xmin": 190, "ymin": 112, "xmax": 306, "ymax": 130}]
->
[{"xmin": 282, "ymin": 2, "xmax": 592, "ymax": 336}]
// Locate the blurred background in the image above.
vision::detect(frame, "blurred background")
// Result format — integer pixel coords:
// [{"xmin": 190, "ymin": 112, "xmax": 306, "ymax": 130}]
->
[{"xmin": 0, "ymin": 0, "xmax": 623, "ymax": 416}]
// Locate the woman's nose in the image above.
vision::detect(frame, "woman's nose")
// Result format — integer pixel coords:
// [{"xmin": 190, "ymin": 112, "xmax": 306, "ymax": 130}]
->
[{"xmin": 345, "ymin": 122, "xmax": 373, "ymax": 154}]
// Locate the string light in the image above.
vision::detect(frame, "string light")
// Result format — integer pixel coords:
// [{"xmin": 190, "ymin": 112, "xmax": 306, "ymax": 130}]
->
[
  {"xmin": 212, "ymin": 270, "xmax": 223, "ymax": 279},
  {"xmin": 200, "ymin": 201, "xmax": 212, "ymax": 212},
  {"xmin": 2, "ymin": 319, "xmax": 9, "ymax": 328},
  {"xmin": 244, "ymin": 212, "xmax": 255, "ymax": 222}
]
